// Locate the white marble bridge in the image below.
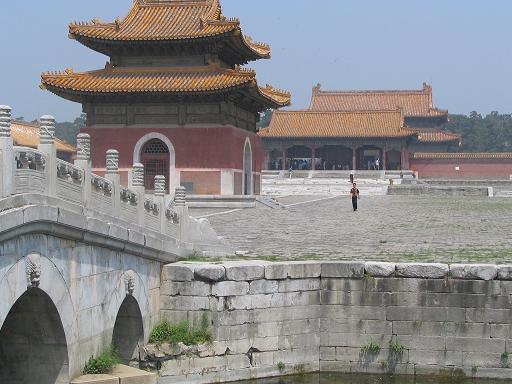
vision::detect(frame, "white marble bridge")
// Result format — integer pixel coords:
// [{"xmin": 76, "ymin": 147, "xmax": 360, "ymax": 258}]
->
[{"xmin": 0, "ymin": 106, "xmax": 231, "ymax": 383}]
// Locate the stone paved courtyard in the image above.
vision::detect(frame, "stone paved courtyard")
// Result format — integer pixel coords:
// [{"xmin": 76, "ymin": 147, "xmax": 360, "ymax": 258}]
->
[{"xmin": 197, "ymin": 196, "xmax": 512, "ymax": 263}]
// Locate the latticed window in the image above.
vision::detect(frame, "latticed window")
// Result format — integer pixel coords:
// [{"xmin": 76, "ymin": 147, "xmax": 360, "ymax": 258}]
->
[
  {"xmin": 141, "ymin": 139, "xmax": 169, "ymax": 192},
  {"xmin": 143, "ymin": 139, "xmax": 170, "ymax": 154}
]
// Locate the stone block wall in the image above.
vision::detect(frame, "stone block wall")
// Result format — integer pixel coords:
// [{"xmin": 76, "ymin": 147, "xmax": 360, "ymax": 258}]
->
[
  {"xmin": 159, "ymin": 261, "xmax": 322, "ymax": 383},
  {"xmin": 158, "ymin": 261, "xmax": 512, "ymax": 383}
]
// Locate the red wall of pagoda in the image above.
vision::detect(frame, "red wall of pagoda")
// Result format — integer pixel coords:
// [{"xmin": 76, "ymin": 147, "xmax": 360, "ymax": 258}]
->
[
  {"xmin": 180, "ymin": 170, "xmax": 221, "ymax": 195},
  {"xmin": 83, "ymin": 125, "xmax": 264, "ymax": 194},
  {"xmin": 410, "ymin": 158, "xmax": 512, "ymax": 180},
  {"xmin": 83, "ymin": 126, "xmax": 264, "ymax": 171}
]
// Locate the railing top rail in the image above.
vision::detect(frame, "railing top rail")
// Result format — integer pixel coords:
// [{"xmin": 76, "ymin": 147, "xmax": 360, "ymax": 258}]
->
[{"xmin": 13, "ymin": 146, "xmax": 47, "ymax": 157}]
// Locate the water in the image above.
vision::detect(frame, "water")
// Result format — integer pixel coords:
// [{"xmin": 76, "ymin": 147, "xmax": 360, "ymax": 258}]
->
[{"xmin": 233, "ymin": 373, "xmax": 506, "ymax": 384}]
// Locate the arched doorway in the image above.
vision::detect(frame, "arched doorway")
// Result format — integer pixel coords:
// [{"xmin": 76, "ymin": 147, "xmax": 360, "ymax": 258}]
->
[
  {"xmin": 356, "ymin": 145, "xmax": 383, "ymax": 170},
  {"xmin": 243, "ymin": 139, "xmax": 253, "ymax": 195},
  {"xmin": 268, "ymin": 149, "xmax": 283, "ymax": 170},
  {"xmin": 386, "ymin": 149, "xmax": 402, "ymax": 170},
  {"xmin": 141, "ymin": 139, "xmax": 170, "ymax": 192},
  {"xmin": 0, "ymin": 288, "xmax": 69, "ymax": 384},
  {"xmin": 112, "ymin": 296, "xmax": 144, "ymax": 363},
  {"xmin": 286, "ymin": 145, "xmax": 313, "ymax": 170},
  {"xmin": 316, "ymin": 145, "xmax": 353, "ymax": 170}
]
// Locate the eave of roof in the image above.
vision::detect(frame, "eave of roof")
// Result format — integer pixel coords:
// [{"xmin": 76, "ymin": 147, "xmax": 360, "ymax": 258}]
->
[
  {"xmin": 41, "ymin": 64, "xmax": 290, "ymax": 109},
  {"xmin": 258, "ymin": 110, "xmax": 416, "ymax": 139},
  {"xmin": 414, "ymin": 128, "xmax": 462, "ymax": 143}
]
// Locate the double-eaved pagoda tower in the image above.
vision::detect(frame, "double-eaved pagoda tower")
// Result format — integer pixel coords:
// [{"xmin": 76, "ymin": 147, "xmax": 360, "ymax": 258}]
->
[{"xmin": 42, "ymin": 0, "xmax": 290, "ymax": 195}]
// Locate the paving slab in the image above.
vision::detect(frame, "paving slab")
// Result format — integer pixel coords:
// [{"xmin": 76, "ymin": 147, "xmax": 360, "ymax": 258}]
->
[{"xmin": 207, "ymin": 196, "xmax": 512, "ymax": 263}]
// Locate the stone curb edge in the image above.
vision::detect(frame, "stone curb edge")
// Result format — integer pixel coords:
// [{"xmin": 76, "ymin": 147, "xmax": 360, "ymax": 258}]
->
[{"xmin": 164, "ymin": 261, "xmax": 510, "ymax": 282}]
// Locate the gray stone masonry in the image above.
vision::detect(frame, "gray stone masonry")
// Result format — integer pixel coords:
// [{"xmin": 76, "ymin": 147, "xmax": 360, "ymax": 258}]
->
[{"xmin": 158, "ymin": 260, "xmax": 512, "ymax": 382}]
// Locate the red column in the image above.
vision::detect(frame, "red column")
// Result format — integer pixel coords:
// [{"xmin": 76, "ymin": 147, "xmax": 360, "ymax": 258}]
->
[
  {"xmin": 383, "ymin": 145, "xmax": 387, "ymax": 171},
  {"xmin": 311, "ymin": 145, "xmax": 316, "ymax": 171},
  {"xmin": 352, "ymin": 145, "xmax": 357, "ymax": 170},
  {"xmin": 401, "ymin": 147, "xmax": 406, "ymax": 170},
  {"xmin": 282, "ymin": 149, "xmax": 286, "ymax": 170}
]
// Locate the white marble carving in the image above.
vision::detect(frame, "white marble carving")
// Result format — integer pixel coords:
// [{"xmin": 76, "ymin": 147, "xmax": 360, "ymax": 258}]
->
[{"xmin": 25, "ymin": 253, "xmax": 42, "ymax": 288}]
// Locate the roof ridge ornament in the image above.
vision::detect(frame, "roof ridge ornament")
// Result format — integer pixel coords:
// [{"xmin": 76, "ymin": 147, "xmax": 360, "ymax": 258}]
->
[{"xmin": 263, "ymin": 84, "xmax": 291, "ymax": 97}]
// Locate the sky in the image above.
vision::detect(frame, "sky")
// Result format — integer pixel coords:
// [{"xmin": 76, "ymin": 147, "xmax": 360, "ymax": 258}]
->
[{"xmin": 1, "ymin": 0, "xmax": 512, "ymax": 122}]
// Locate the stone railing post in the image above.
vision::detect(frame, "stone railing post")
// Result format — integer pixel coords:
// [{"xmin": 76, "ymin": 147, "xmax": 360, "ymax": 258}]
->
[
  {"xmin": 154, "ymin": 175, "xmax": 166, "ymax": 233},
  {"xmin": 105, "ymin": 149, "xmax": 120, "ymax": 216},
  {"xmin": 0, "ymin": 105, "xmax": 14, "ymax": 197},
  {"xmin": 131, "ymin": 163, "xmax": 145, "ymax": 226},
  {"xmin": 74, "ymin": 133, "xmax": 91, "ymax": 207},
  {"xmin": 174, "ymin": 186, "xmax": 188, "ymax": 241},
  {"xmin": 37, "ymin": 115, "xmax": 57, "ymax": 197}
]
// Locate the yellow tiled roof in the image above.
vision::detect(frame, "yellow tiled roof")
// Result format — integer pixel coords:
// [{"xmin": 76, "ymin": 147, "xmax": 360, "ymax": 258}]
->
[
  {"xmin": 411, "ymin": 152, "xmax": 512, "ymax": 159},
  {"xmin": 258, "ymin": 110, "xmax": 416, "ymax": 138},
  {"xmin": 41, "ymin": 65, "xmax": 290, "ymax": 107},
  {"xmin": 310, "ymin": 83, "xmax": 448, "ymax": 118},
  {"xmin": 11, "ymin": 121, "xmax": 76, "ymax": 153},
  {"xmin": 415, "ymin": 128, "xmax": 462, "ymax": 144},
  {"xmin": 69, "ymin": 0, "xmax": 270, "ymax": 59}
]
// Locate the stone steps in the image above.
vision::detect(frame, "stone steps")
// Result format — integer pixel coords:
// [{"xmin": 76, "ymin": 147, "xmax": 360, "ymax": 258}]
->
[
  {"xmin": 263, "ymin": 185, "xmax": 388, "ymax": 197},
  {"xmin": 262, "ymin": 177, "xmax": 390, "ymax": 196},
  {"xmin": 187, "ymin": 195, "xmax": 256, "ymax": 208},
  {"xmin": 71, "ymin": 365, "xmax": 156, "ymax": 384},
  {"xmin": 255, "ymin": 196, "xmax": 287, "ymax": 209},
  {"xmin": 262, "ymin": 170, "xmax": 415, "ymax": 180},
  {"xmin": 263, "ymin": 179, "xmax": 389, "ymax": 186},
  {"xmin": 495, "ymin": 190, "xmax": 512, "ymax": 197}
]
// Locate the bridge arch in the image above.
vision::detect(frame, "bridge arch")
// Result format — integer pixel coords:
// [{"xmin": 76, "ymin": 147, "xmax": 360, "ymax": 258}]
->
[
  {"xmin": 105, "ymin": 270, "xmax": 150, "ymax": 362},
  {"xmin": 113, "ymin": 295, "xmax": 144, "ymax": 363},
  {"xmin": 0, "ymin": 254, "xmax": 78, "ymax": 382}
]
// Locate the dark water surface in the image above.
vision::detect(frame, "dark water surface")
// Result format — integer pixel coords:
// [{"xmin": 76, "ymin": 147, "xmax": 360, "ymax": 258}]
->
[{"xmin": 233, "ymin": 373, "xmax": 506, "ymax": 384}]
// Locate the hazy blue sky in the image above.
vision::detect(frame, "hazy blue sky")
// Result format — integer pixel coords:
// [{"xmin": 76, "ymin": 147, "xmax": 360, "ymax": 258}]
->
[{"xmin": 1, "ymin": 0, "xmax": 511, "ymax": 121}]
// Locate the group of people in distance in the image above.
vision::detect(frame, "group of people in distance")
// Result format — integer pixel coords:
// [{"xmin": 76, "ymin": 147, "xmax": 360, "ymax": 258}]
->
[{"xmin": 349, "ymin": 172, "xmax": 360, "ymax": 212}]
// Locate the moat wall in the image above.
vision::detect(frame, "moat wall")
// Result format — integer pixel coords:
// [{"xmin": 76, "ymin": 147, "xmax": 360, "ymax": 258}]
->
[{"xmin": 157, "ymin": 261, "xmax": 512, "ymax": 383}]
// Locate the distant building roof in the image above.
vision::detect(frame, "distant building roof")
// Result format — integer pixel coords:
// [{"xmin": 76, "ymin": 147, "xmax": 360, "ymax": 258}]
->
[
  {"xmin": 11, "ymin": 121, "xmax": 76, "ymax": 153},
  {"xmin": 415, "ymin": 128, "xmax": 462, "ymax": 144},
  {"xmin": 258, "ymin": 110, "xmax": 416, "ymax": 139},
  {"xmin": 309, "ymin": 83, "xmax": 448, "ymax": 118},
  {"xmin": 411, "ymin": 152, "xmax": 512, "ymax": 160}
]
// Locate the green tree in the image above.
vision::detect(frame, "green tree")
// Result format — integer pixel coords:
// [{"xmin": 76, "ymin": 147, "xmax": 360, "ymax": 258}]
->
[
  {"xmin": 55, "ymin": 113, "xmax": 86, "ymax": 145},
  {"xmin": 444, "ymin": 111, "xmax": 512, "ymax": 152}
]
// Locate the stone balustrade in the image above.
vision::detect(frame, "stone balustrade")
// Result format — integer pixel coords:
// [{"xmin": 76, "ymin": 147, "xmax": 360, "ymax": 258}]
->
[{"xmin": 0, "ymin": 105, "xmax": 231, "ymax": 259}]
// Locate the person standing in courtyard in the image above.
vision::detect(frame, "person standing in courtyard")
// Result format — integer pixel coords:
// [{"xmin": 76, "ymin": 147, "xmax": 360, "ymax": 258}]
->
[
  {"xmin": 350, "ymin": 182, "xmax": 360, "ymax": 211},
  {"xmin": 349, "ymin": 170, "xmax": 354, "ymax": 184}
]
